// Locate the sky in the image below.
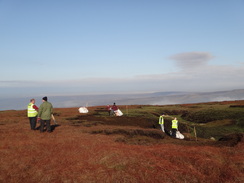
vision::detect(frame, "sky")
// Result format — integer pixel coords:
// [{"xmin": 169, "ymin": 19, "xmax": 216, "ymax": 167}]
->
[{"xmin": 1, "ymin": 0, "xmax": 244, "ymax": 99}]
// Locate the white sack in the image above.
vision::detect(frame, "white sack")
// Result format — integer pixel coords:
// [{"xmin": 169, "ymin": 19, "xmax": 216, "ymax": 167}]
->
[
  {"xmin": 176, "ymin": 131, "xmax": 184, "ymax": 139},
  {"xmin": 78, "ymin": 107, "xmax": 89, "ymax": 113},
  {"xmin": 114, "ymin": 109, "xmax": 123, "ymax": 116}
]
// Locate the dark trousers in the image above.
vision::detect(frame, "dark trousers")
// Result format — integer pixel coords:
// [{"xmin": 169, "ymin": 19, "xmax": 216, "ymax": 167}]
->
[
  {"xmin": 172, "ymin": 129, "xmax": 177, "ymax": 138},
  {"xmin": 29, "ymin": 117, "xmax": 37, "ymax": 130},
  {"xmin": 40, "ymin": 119, "xmax": 51, "ymax": 132}
]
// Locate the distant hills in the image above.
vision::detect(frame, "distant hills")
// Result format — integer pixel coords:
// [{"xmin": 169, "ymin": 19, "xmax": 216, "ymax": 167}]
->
[
  {"xmin": 0, "ymin": 89, "xmax": 244, "ymax": 111},
  {"xmin": 130, "ymin": 89, "xmax": 244, "ymax": 105}
]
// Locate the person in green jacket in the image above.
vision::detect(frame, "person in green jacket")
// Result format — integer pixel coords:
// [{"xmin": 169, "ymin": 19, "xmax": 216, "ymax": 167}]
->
[{"xmin": 38, "ymin": 96, "xmax": 53, "ymax": 133}]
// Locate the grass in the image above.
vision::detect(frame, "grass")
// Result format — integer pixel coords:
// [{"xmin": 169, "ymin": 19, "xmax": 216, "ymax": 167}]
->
[
  {"xmin": 0, "ymin": 102, "xmax": 244, "ymax": 182},
  {"xmin": 69, "ymin": 103, "xmax": 244, "ymax": 142}
]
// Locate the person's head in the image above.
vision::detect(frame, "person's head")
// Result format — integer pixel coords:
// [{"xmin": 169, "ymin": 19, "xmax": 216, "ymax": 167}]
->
[
  {"xmin": 30, "ymin": 99, "xmax": 35, "ymax": 103},
  {"xmin": 113, "ymin": 103, "xmax": 116, "ymax": 105},
  {"xmin": 42, "ymin": 96, "xmax": 48, "ymax": 102}
]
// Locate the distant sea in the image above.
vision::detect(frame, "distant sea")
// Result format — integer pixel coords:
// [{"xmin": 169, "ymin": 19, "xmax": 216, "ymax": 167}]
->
[{"xmin": 1, "ymin": 89, "xmax": 244, "ymax": 111}]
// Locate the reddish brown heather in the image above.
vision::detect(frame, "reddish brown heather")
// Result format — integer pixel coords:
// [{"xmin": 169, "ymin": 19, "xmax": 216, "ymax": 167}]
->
[{"xmin": 0, "ymin": 108, "xmax": 243, "ymax": 183}]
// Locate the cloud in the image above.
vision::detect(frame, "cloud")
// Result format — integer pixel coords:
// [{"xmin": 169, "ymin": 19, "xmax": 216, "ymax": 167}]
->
[
  {"xmin": 170, "ymin": 52, "xmax": 214, "ymax": 69},
  {"xmin": 1, "ymin": 61, "xmax": 244, "ymax": 97},
  {"xmin": 134, "ymin": 63, "xmax": 244, "ymax": 92}
]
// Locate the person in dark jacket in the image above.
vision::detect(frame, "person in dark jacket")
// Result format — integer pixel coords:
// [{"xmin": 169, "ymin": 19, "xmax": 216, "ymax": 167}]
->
[{"xmin": 38, "ymin": 96, "xmax": 53, "ymax": 133}]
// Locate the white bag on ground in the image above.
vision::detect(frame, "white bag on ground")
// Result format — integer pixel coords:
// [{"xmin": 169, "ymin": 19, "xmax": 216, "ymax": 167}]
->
[
  {"xmin": 176, "ymin": 131, "xmax": 184, "ymax": 139},
  {"xmin": 114, "ymin": 109, "xmax": 123, "ymax": 116},
  {"xmin": 78, "ymin": 107, "xmax": 89, "ymax": 113}
]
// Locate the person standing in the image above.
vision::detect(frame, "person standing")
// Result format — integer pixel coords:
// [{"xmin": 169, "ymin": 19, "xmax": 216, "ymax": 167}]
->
[
  {"xmin": 27, "ymin": 98, "xmax": 39, "ymax": 130},
  {"xmin": 111, "ymin": 103, "xmax": 118, "ymax": 116},
  {"xmin": 171, "ymin": 117, "xmax": 178, "ymax": 138},
  {"xmin": 38, "ymin": 96, "xmax": 53, "ymax": 133},
  {"xmin": 159, "ymin": 114, "xmax": 165, "ymax": 132},
  {"xmin": 106, "ymin": 105, "xmax": 112, "ymax": 116}
]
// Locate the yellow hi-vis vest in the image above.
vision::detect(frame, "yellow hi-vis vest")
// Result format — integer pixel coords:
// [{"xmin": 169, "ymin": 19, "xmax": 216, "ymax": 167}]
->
[
  {"xmin": 159, "ymin": 116, "xmax": 164, "ymax": 124},
  {"xmin": 172, "ymin": 119, "xmax": 178, "ymax": 129},
  {"xmin": 27, "ymin": 103, "xmax": 38, "ymax": 117}
]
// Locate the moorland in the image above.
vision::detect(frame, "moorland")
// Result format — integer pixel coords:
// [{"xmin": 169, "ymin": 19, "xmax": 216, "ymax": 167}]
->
[{"xmin": 0, "ymin": 100, "xmax": 243, "ymax": 182}]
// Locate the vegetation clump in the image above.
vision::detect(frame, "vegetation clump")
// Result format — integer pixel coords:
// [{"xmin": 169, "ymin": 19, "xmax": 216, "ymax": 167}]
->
[{"xmin": 181, "ymin": 109, "xmax": 244, "ymax": 123}]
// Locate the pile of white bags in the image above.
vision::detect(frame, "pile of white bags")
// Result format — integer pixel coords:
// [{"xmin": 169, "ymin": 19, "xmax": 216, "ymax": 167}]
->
[
  {"xmin": 78, "ymin": 107, "xmax": 89, "ymax": 113},
  {"xmin": 176, "ymin": 131, "xmax": 184, "ymax": 139},
  {"xmin": 114, "ymin": 109, "xmax": 123, "ymax": 116}
]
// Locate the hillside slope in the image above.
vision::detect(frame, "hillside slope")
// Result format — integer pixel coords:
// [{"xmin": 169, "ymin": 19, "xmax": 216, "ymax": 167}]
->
[{"xmin": 0, "ymin": 102, "xmax": 244, "ymax": 182}]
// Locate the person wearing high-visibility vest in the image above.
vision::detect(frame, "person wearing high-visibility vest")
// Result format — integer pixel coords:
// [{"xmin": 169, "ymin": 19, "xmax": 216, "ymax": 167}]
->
[
  {"xmin": 159, "ymin": 114, "xmax": 165, "ymax": 132},
  {"xmin": 171, "ymin": 117, "xmax": 178, "ymax": 138},
  {"xmin": 27, "ymin": 98, "xmax": 39, "ymax": 130}
]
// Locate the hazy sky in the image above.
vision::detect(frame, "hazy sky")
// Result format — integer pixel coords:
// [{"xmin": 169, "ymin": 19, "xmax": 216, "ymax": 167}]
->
[{"xmin": 1, "ymin": 0, "xmax": 244, "ymax": 98}]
